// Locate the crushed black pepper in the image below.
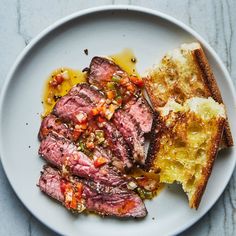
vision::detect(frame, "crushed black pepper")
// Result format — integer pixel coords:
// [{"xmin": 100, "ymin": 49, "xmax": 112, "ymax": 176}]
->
[
  {"xmin": 82, "ymin": 67, "xmax": 90, "ymax": 73},
  {"xmin": 26, "ymin": 123, "xmax": 28, "ymax": 125},
  {"xmin": 131, "ymin": 57, "xmax": 137, "ymax": 63},
  {"xmin": 84, "ymin": 49, "xmax": 88, "ymax": 55},
  {"xmin": 53, "ymin": 95, "xmax": 62, "ymax": 102}
]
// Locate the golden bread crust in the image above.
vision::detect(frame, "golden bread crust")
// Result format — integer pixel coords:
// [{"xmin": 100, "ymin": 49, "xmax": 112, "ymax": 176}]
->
[{"xmin": 193, "ymin": 48, "xmax": 233, "ymax": 147}]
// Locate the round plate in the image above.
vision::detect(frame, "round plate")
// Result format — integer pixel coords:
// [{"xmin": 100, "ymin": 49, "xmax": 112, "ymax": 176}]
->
[{"xmin": 0, "ymin": 5, "xmax": 235, "ymax": 236}]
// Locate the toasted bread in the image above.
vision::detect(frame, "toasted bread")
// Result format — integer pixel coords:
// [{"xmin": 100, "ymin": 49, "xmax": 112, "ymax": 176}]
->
[
  {"xmin": 145, "ymin": 42, "xmax": 233, "ymax": 148},
  {"xmin": 146, "ymin": 97, "xmax": 226, "ymax": 208}
]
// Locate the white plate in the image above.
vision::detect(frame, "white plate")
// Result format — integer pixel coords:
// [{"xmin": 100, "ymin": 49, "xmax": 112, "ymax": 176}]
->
[{"xmin": 0, "ymin": 5, "xmax": 235, "ymax": 236}]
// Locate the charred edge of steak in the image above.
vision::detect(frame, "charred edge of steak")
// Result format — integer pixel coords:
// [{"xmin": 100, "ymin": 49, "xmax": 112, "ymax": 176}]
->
[
  {"xmin": 38, "ymin": 114, "xmax": 73, "ymax": 141},
  {"xmin": 89, "ymin": 56, "xmax": 121, "ymax": 74},
  {"xmin": 144, "ymin": 112, "xmax": 163, "ymax": 171},
  {"xmin": 88, "ymin": 57, "xmax": 123, "ymax": 87},
  {"xmin": 38, "ymin": 165, "xmax": 147, "ymax": 218}
]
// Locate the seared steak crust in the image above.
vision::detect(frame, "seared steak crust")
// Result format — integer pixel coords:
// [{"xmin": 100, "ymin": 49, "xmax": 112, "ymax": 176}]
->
[{"xmin": 88, "ymin": 57, "xmax": 124, "ymax": 89}]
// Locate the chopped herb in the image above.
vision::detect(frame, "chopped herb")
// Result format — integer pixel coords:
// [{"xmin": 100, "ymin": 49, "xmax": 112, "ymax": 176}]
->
[
  {"xmin": 136, "ymin": 187, "xmax": 153, "ymax": 199},
  {"xmin": 107, "ymin": 82, "xmax": 115, "ymax": 90},
  {"xmin": 112, "ymin": 75, "xmax": 121, "ymax": 83},
  {"xmin": 95, "ymin": 130, "xmax": 105, "ymax": 144}
]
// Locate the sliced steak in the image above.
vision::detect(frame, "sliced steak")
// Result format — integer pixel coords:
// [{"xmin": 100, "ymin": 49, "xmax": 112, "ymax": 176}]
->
[
  {"xmin": 68, "ymin": 83, "xmax": 104, "ymax": 104},
  {"xmin": 53, "ymin": 94, "xmax": 93, "ymax": 123},
  {"xmin": 52, "ymin": 83, "xmax": 104, "ymax": 124},
  {"xmin": 38, "ymin": 133, "xmax": 131, "ymax": 188},
  {"xmin": 83, "ymin": 179, "xmax": 147, "ymax": 218},
  {"xmin": 38, "ymin": 165, "xmax": 147, "ymax": 217},
  {"xmin": 38, "ymin": 114, "xmax": 73, "ymax": 141},
  {"xmin": 88, "ymin": 57, "xmax": 124, "ymax": 89},
  {"xmin": 102, "ymin": 121, "xmax": 133, "ymax": 170},
  {"xmin": 113, "ymin": 109, "xmax": 145, "ymax": 165},
  {"xmin": 124, "ymin": 97, "xmax": 154, "ymax": 134},
  {"xmin": 38, "ymin": 165, "xmax": 64, "ymax": 202},
  {"xmin": 93, "ymin": 145, "xmax": 112, "ymax": 160}
]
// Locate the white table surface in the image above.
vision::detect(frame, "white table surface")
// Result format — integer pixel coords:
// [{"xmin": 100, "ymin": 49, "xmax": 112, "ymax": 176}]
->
[{"xmin": 0, "ymin": 1, "xmax": 235, "ymax": 235}]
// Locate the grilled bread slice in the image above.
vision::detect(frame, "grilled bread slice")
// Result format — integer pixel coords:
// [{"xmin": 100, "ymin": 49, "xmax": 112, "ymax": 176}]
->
[
  {"xmin": 146, "ymin": 97, "xmax": 226, "ymax": 208},
  {"xmin": 145, "ymin": 42, "xmax": 233, "ymax": 148}
]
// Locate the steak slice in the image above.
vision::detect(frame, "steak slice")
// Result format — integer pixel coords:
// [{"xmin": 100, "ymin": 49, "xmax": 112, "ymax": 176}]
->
[
  {"xmin": 88, "ymin": 57, "xmax": 124, "ymax": 89},
  {"xmin": 113, "ymin": 109, "xmax": 145, "ymax": 165},
  {"xmin": 82, "ymin": 179, "xmax": 147, "ymax": 218},
  {"xmin": 38, "ymin": 133, "xmax": 131, "ymax": 188},
  {"xmin": 38, "ymin": 165, "xmax": 147, "ymax": 217},
  {"xmin": 38, "ymin": 165, "xmax": 64, "ymax": 202},
  {"xmin": 102, "ymin": 121, "xmax": 133, "ymax": 170},
  {"xmin": 38, "ymin": 114, "xmax": 73, "ymax": 141},
  {"xmin": 68, "ymin": 83, "xmax": 104, "ymax": 104},
  {"xmin": 53, "ymin": 94, "xmax": 93, "ymax": 123},
  {"xmin": 124, "ymin": 97, "xmax": 154, "ymax": 134}
]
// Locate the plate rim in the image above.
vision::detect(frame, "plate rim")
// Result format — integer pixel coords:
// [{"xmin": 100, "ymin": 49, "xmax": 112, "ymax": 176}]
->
[{"xmin": 0, "ymin": 5, "xmax": 235, "ymax": 236}]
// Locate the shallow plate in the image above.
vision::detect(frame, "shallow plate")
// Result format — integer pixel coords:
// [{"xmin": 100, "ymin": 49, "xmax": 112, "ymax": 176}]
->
[{"xmin": 0, "ymin": 5, "xmax": 235, "ymax": 236}]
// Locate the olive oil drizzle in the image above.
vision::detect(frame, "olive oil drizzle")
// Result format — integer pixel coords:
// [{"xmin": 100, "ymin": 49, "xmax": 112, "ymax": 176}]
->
[
  {"xmin": 110, "ymin": 48, "xmax": 139, "ymax": 76},
  {"xmin": 42, "ymin": 68, "xmax": 86, "ymax": 116}
]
